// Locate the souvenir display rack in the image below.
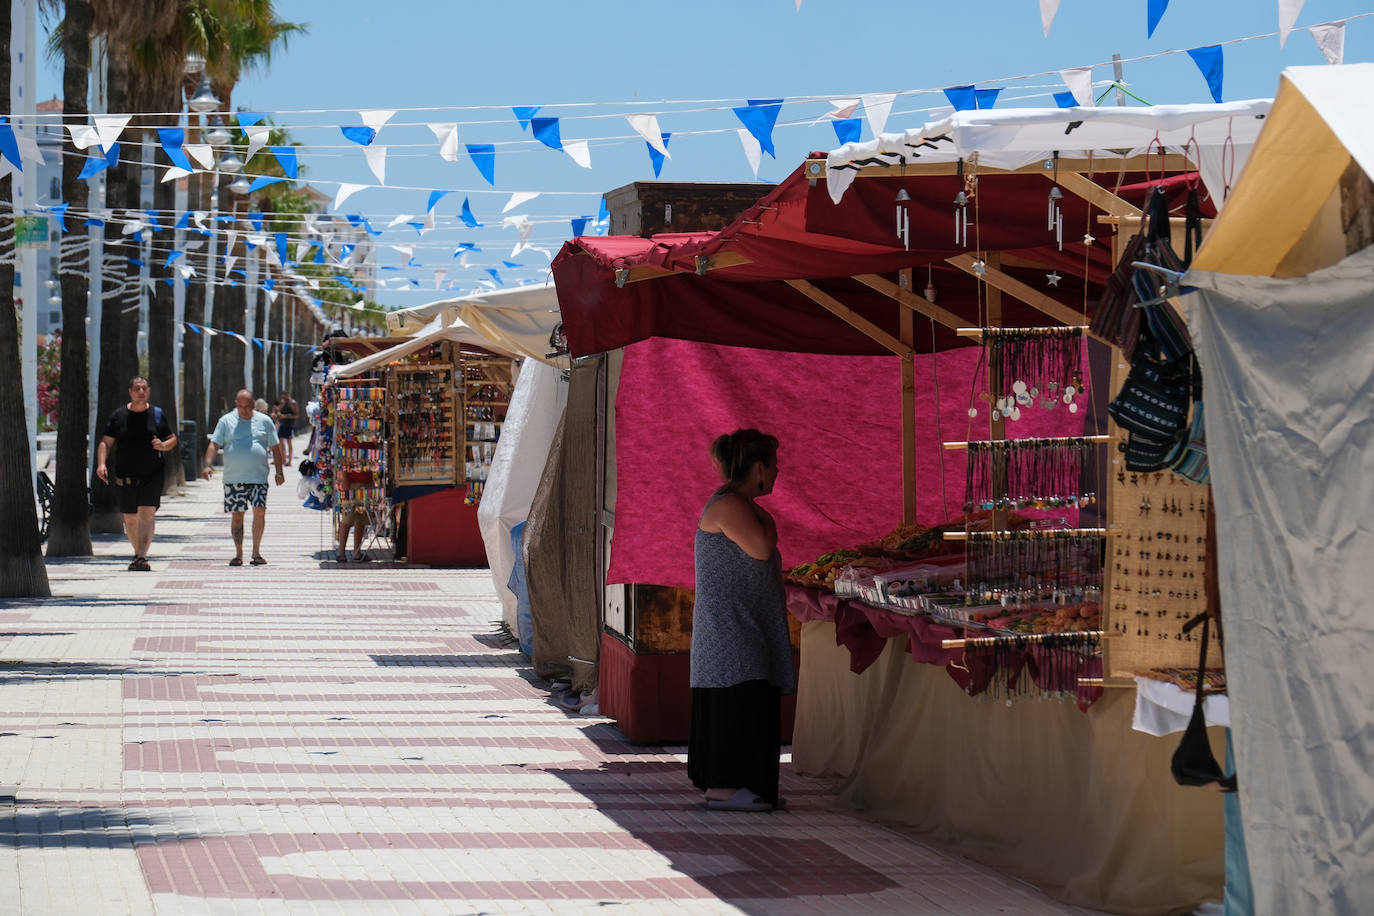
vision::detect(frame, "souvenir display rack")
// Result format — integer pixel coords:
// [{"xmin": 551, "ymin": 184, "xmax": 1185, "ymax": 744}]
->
[
  {"xmin": 390, "ymin": 362, "xmax": 461, "ymax": 487},
  {"xmin": 460, "ymin": 351, "xmax": 514, "ymax": 505},
  {"xmin": 329, "ymin": 377, "xmax": 389, "ymax": 532},
  {"xmin": 1100, "ymin": 349, "xmax": 1219, "ymax": 681}
]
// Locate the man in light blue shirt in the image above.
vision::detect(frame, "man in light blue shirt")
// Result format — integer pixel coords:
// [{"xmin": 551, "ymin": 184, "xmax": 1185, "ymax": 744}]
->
[{"xmin": 203, "ymin": 389, "xmax": 285, "ymax": 566}]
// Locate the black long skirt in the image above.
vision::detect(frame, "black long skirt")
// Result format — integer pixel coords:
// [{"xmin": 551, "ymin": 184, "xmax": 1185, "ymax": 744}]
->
[{"xmin": 687, "ymin": 679, "xmax": 782, "ymax": 805}]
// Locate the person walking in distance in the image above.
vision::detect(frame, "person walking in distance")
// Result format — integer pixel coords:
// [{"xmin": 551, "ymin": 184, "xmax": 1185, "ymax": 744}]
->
[
  {"xmin": 95, "ymin": 376, "xmax": 178, "ymax": 571},
  {"xmin": 203, "ymin": 389, "xmax": 285, "ymax": 566},
  {"xmin": 274, "ymin": 392, "xmax": 299, "ymax": 463}
]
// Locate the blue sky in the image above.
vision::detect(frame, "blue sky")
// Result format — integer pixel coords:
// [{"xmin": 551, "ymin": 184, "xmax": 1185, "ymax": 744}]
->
[{"xmin": 35, "ymin": 1, "xmax": 1374, "ymax": 312}]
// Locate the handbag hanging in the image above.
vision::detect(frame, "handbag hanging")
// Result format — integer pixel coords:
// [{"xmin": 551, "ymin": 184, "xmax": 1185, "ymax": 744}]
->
[{"xmin": 1170, "ymin": 612, "xmax": 1237, "ymax": 792}]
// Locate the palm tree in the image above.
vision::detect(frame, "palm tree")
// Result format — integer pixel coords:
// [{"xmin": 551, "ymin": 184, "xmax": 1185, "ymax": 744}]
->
[
  {"xmin": 0, "ymin": 3, "xmax": 53, "ymax": 596},
  {"xmin": 44, "ymin": 0, "xmax": 95, "ymax": 556}
]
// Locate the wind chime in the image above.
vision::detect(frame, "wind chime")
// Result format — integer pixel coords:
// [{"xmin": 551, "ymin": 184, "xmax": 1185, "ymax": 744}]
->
[
  {"xmin": 1048, "ymin": 151, "xmax": 1064, "ymax": 250},
  {"xmin": 983, "ymin": 326, "xmax": 1085, "ymax": 421},
  {"xmin": 895, "ymin": 187, "xmax": 911, "ymax": 250},
  {"xmin": 953, "ymin": 157, "xmax": 972, "ymax": 248},
  {"xmin": 963, "ymin": 437, "xmax": 1098, "ymax": 513}
]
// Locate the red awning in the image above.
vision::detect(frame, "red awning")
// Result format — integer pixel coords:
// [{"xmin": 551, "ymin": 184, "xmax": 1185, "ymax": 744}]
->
[{"xmin": 552, "ymin": 162, "xmax": 1206, "ymax": 358}]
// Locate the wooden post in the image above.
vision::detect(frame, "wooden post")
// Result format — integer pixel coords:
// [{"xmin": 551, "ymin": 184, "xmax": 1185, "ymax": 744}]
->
[
  {"xmin": 898, "ymin": 269, "xmax": 916, "ymax": 525},
  {"xmin": 985, "ymin": 253, "xmax": 1007, "ymax": 531}
]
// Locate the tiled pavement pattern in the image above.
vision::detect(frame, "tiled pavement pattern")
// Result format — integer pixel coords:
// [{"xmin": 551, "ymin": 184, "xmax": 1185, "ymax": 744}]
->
[{"xmin": 2, "ymin": 463, "xmax": 1105, "ymax": 914}]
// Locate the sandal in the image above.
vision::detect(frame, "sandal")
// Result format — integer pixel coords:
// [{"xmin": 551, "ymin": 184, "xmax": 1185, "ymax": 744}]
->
[
  {"xmin": 133, "ymin": 557, "xmax": 151, "ymax": 572},
  {"xmin": 250, "ymin": 556, "xmax": 267, "ymax": 566},
  {"xmin": 335, "ymin": 552, "xmax": 348, "ymax": 563},
  {"xmin": 351, "ymin": 553, "xmax": 372, "ymax": 562},
  {"xmin": 228, "ymin": 557, "xmax": 243, "ymax": 567},
  {"xmin": 706, "ymin": 788, "xmax": 773, "ymax": 812}
]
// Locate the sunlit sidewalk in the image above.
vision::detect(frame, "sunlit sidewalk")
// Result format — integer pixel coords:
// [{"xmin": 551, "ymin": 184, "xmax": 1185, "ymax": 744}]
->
[{"xmin": 0, "ymin": 474, "xmax": 1101, "ymax": 914}]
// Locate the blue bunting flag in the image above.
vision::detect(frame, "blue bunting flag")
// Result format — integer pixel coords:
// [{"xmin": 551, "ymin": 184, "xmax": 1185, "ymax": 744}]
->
[
  {"xmin": 466, "ymin": 143, "xmax": 496, "ymax": 186},
  {"xmin": 732, "ymin": 99, "xmax": 783, "ymax": 158},
  {"xmin": 647, "ymin": 132, "xmax": 671, "ymax": 177},
  {"xmin": 512, "ymin": 106, "xmax": 541, "ymax": 130},
  {"xmin": 269, "ymin": 146, "xmax": 299, "ymax": 179},
  {"xmin": 531, "ymin": 117, "xmax": 563, "ymax": 151},
  {"xmin": 157, "ymin": 127, "xmax": 192, "ymax": 170},
  {"xmin": 943, "ymin": 85, "xmax": 977, "ymax": 112},
  {"xmin": 460, "ymin": 197, "xmax": 483, "ymax": 228},
  {"xmin": 1187, "ymin": 45, "xmax": 1224, "ymax": 103},
  {"xmin": 340, "ymin": 125, "xmax": 376, "ymax": 146},
  {"xmin": 831, "ymin": 118, "xmax": 862, "ymax": 145},
  {"xmin": 1147, "ymin": 0, "xmax": 1170, "ymax": 38}
]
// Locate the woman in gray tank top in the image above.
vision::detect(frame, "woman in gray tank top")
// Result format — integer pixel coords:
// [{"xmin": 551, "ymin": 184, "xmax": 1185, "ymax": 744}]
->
[{"xmin": 688, "ymin": 429, "xmax": 796, "ymax": 812}]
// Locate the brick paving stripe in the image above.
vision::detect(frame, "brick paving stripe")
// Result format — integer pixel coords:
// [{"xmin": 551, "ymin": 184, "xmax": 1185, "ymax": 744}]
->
[{"xmin": 0, "ymin": 472, "xmax": 1105, "ymax": 914}]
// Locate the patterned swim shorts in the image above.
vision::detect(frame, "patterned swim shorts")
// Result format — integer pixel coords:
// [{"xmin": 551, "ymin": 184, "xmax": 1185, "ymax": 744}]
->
[{"xmin": 223, "ymin": 482, "xmax": 269, "ymax": 513}]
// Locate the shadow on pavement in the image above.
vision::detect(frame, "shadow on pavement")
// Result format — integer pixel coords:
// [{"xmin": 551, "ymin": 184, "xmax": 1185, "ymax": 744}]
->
[
  {"xmin": 0, "ymin": 804, "xmax": 195, "ymax": 848},
  {"xmin": 542, "ymin": 757, "xmax": 899, "ymax": 907},
  {"xmin": 0, "ymin": 661, "xmax": 210, "ymax": 684}
]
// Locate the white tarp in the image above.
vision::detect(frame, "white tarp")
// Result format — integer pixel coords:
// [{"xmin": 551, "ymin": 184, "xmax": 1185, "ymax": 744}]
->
[
  {"xmin": 383, "ymin": 281, "xmax": 565, "ymax": 367},
  {"xmin": 825, "ymin": 99, "xmax": 1272, "ymax": 207},
  {"xmin": 476, "ymin": 359, "xmax": 568, "ymax": 631},
  {"xmin": 1181, "ymin": 244, "xmax": 1374, "ymax": 916}
]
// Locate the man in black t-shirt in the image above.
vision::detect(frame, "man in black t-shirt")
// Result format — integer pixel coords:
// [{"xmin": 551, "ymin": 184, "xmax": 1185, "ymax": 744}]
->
[{"xmin": 96, "ymin": 376, "xmax": 177, "ymax": 571}]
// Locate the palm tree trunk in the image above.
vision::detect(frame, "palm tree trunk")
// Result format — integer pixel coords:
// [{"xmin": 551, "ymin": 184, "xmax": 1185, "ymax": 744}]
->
[
  {"xmin": 89, "ymin": 42, "xmax": 129, "ymax": 534},
  {"xmin": 181, "ymin": 168, "xmax": 204, "ymax": 476},
  {"xmin": 47, "ymin": 0, "xmax": 95, "ymax": 556},
  {"xmin": 0, "ymin": 3, "xmax": 51, "ymax": 596},
  {"xmin": 147, "ymin": 83, "xmax": 182, "ymax": 492}
]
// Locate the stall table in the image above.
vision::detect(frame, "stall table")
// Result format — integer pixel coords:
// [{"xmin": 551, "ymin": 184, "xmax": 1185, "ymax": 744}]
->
[{"xmin": 787, "ymin": 586, "xmax": 1225, "ymax": 915}]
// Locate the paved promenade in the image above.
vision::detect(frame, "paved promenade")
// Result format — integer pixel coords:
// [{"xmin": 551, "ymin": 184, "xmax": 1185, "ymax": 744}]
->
[{"xmin": 1, "ymin": 472, "xmax": 1101, "ymax": 914}]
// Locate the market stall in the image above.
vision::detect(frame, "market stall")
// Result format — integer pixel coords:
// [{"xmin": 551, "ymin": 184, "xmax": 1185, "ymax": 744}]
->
[
  {"xmin": 1175, "ymin": 64, "xmax": 1374, "ymax": 916},
  {"xmin": 552, "ymin": 100, "xmax": 1274, "ymax": 913},
  {"xmin": 322, "ymin": 335, "xmax": 517, "ymax": 565}
]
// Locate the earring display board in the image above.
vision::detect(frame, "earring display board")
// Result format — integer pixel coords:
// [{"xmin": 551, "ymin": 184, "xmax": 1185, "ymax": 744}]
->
[
  {"xmin": 1102, "ymin": 346, "xmax": 1220, "ymax": 681},
  {"xmin": 390, "ymin": 364, "xmax": 461, "ymax": 487},
  {"xmin": 460, "ymin": 353, "xmax": 513, "ymax": 505},
  {"xmin": 330, "ymin": 380, "xmax": 388, "ymax": 516}
]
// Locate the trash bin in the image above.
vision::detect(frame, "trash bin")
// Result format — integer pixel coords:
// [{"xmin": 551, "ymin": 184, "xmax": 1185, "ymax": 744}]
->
[{"xmin": 179, "ymin": 419, "xmax": 197, "ymax": 479}]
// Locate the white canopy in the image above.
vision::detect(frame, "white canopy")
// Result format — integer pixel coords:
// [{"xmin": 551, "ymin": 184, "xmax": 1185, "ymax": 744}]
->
[
  {"xmin": 825, "ymin": 99, "xmax": 1273, "ymax": 207},
  {"xmin": 331, "ymin": 281, "xmax": 565, "ymax": 379}
]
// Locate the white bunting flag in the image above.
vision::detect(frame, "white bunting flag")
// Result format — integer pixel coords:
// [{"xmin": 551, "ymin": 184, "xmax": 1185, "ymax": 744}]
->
[
  {"xmin": 1060, "ymin": 67, "xmax": 1094, "ymax": 107},
  {"xmin": 391, "ymin": 244, "xmax": 415, "ymax": 263},
  {"xmin": 67, "ymin": 123, "xmax": 101, "ymax": 150},
  {"xmin": 243, "ymin": 124, "xmax": 271, "ymax": 160},
  {"xmin": 94, "ymin": 114, "xmax": 131, "ymax": 150},
  {"xmin": 176, "ymin": 264, "xmax": 196, "ymax": 279},
  {"xmin": 458, "ymin": 252, "xmax": 470, "ymax": 268},
  {"xmin": 185, "ymin": 143, "xmax": 214, "ymax": 170},
  {"xmin": 1040, "ymin": 0, "xmax": 1061, "ymax": 36},
  {"xmin": 737, "ymin": 128, "xmax": 762, "ymax": 179},
  {"xmin": 564, "ymin": 139, "xmax": 593, "ymax": 169},
  {"xmin": 364, "ymin": 146, "xmax": 387, "ymax": 185},
  {"xmin": 502, "ymin": 191, "xmax": 541, "ymax": 213},
  {"xmin": 333, "ymin": 182, "xmax": 366, "ymax": 209},
  {"xmin": 360, "ymin": 109, "xmax": 396, "ymax": 134},
  {"xmin": 295, "ymin": 241, "xmax": 311, "ymax": 261},
  {"xmin": 427, "ymin": 123, "xmax": 460, "ymax": 162},
  {"xmin": 1309, "ymin": 22, "xmax": 1345, "ymax": 64},
  {"xmin": 161, "ymin": 166, "xmax": 191, "ymax": 183},
  {"xmin": 1278, "ymin": 0, "xmax": 1306, "ymax": 47},
  {"xmin": 223, "ymin": 254, "xmax": 238, "ymax": 279},
  {"xmin": 434, "ymin": 269, "xmax": 448, "ymax": 290},
  {"xmin": 861, "ymin": 93, "xmax": 897, "ymax": 138},
  {"xmin": 387, "ymin": 214, "xmax": 414, "ymax": 229},
  {"xmin": 626, "ymin": 114, "xmax": 670, "ymax": 157},
  {"xmin": 16, "ymin": 136, "xmax": 44, "ymax": 165},
  {"xmin": 121, "ymin": 219, "xmax": 146, "ymax": 236},
  {"xmin": 810, "ymin": 99, "xmax": 859, "ymax": 125}
]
